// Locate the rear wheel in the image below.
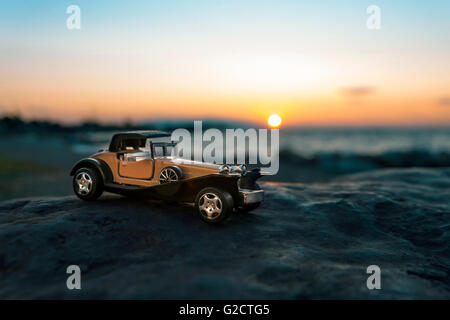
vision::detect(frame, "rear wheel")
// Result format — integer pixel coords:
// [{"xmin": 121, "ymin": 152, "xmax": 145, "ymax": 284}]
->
[
  {"xmin": 73, "ymin": 167, "xmax": 103, "ymax": 200},
  {"xmin": 195, "ymin": 187, "xmax": 234, "ymax": 224}
]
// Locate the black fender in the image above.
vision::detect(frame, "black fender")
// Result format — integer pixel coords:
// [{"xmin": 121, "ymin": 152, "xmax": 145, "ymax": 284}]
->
[
  {"xmin": 239, "ymin": 168, "xmax": 262, "ymax": 190},
  {"xmin": 158, "ymin": 174, "xmax": 241, "ymax": 203},
  {"xmin": 70, "ymin": 158, "xmax": 113, "ymax": 184},
  {"xmin": 104, "ymin": 174, "xmax": 241, "ymax": 204}
]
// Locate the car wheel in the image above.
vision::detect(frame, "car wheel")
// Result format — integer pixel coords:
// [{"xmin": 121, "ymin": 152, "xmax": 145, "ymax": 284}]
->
[
  {"xmin": 195, "ymin": 187, "xmax": 234, "ymax": 224},
  {"xmin": 159, "ymin": 166, "xmax": 182, "ymax": 184},
  {"xmin": 73, "ymin": 167, "xmax": 103, "ymax": 200}
]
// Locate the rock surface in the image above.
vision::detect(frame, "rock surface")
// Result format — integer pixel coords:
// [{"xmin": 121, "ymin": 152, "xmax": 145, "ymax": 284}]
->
[{"xmin": 0, "ymin": 168, "xmax": 449, "ymax": 299}]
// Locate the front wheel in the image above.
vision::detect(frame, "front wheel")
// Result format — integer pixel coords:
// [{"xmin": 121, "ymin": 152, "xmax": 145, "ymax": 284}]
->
[
  {"xmin": 73, "ymin": 167, "xmax": 103, "ymax": 200},
  {"xmin": 195, "ymin": 187, "xmax": 234, "ymax": 224}
]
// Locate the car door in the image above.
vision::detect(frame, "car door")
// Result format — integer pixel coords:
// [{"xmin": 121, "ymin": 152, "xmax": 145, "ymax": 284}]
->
[{"xmin": 119, "ymin": 152, "xmax": 153, "ymax": 179}]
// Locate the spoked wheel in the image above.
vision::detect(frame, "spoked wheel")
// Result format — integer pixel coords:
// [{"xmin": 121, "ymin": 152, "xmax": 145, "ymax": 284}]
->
[
  {"xmin": 195, "ymin": 187, "xmax": 234, "ymax": 224},
  {"xmin": 159, "ymin": 166, "xmax": 182, "ymax": 184},
  {"xmin": 73, "ymin": 167, "xmax": 103, "ymax": 200}
]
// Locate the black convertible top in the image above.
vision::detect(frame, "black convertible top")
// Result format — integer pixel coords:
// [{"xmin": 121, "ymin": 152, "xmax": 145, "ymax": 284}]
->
[
  {"xmin": 114, "ymin": 130, "xmax": 170, "ymax": 138},
  {"xmin": 109, "ymin": 130, "xmax": 170, "ymax": 151}
]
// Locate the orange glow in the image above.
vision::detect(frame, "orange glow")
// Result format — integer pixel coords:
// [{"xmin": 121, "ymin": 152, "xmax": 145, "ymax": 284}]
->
[{"xmin": 1, "ymin": 2, "xmax": 449, "ymax": 126}]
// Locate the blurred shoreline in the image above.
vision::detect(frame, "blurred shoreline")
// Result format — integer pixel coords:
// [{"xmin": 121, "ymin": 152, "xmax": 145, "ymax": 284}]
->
[{"xmin": 1, "ymin": 116, "xmax": 450, "ymax": 200}]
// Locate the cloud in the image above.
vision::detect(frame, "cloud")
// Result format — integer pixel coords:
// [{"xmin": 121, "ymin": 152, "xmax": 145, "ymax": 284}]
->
[
  {"xmin": 438, "ymin": 97, "xmax": 450, "ymax": 106},
  {"xmin": 339, "ymin": 86, "xmax": 377, "ymax": 97}
]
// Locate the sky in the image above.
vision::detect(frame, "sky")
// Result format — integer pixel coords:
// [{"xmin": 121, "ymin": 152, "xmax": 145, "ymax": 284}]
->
[{"xmin": 0, "ymin": 0, "xmax": 449, "ymax": 126}]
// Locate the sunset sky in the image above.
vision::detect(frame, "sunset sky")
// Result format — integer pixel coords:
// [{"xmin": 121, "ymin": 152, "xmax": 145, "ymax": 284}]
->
[{"xmin": 1, "ymin": 0, "xmax": 449, "ymax": 126}]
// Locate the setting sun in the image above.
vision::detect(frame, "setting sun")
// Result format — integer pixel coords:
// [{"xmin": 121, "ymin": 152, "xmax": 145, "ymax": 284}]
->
[{"xmin": 268, "ymin": 114, "xmax": 282, "ymax": 128}]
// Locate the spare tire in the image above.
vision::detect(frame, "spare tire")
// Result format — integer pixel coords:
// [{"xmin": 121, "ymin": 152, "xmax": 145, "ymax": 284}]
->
[{"xmin": 158, "ymin": 166, "xmax": 183, "ymax": 184}]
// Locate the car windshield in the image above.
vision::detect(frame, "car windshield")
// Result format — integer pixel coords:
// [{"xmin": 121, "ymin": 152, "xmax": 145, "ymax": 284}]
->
[{"xmin": 152, "ymin": 143, "xmax": 175, "ymax": 157}]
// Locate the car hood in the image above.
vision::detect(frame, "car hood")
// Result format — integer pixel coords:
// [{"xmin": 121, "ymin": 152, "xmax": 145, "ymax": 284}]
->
[{"xmin": 161, "ymin": 157, "xmax": 221, "ymax": 170}]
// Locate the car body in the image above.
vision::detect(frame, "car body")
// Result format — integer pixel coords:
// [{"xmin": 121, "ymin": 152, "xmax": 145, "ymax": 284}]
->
[{"xmin": 70, "ymin": 130, "xmax": 264, "ymax": 223}]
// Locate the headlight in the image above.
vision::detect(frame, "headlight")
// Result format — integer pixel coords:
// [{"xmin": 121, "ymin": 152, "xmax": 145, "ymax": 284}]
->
[
  {"xmin": 229, "ymin": 165, "xmax": 243, "ymax": 174},
  {"xmin": 219, "ymin": 164, "xmax": 229, "ymax": 174}
]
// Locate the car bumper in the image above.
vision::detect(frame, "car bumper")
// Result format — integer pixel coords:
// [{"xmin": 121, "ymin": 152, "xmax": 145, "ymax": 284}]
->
[{"xmin": 239, "ymin": 189, "xmax": 264, "ymax": 205}]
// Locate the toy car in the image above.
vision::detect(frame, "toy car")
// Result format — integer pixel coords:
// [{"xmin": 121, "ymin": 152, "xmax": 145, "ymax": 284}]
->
[{"xmin": 70, "ymin": 131, "xmax": 264, "ymax": 223}]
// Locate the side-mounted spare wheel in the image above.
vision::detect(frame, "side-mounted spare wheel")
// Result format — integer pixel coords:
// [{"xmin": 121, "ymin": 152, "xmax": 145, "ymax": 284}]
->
[
  {"xmin": 159, "ymin": 166, "xmax": 183, "ymax": 184},
  {"xmin": 195, "ymin": 187, "xmax": 234, "ymax": 224},
  {"xmin": 73, "ymin": 167, "xmax": 103, "ymax": 200}
]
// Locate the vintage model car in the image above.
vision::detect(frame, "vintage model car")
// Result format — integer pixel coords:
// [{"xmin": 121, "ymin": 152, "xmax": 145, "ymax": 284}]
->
[{"xmin": 70, "ymin": 131, "xmax": 264, "ymax": 223}]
